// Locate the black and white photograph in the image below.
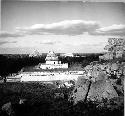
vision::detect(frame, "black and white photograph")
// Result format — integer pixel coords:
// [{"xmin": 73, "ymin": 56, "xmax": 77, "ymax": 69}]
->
[{"xmin": 0, "ymin": 1, "xmax": 124, "ymax": 116}]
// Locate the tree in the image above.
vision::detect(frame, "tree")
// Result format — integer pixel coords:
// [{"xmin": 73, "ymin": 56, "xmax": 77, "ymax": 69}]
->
[{"xmin": 104, "ymin": 38, "xmax": 125, "ymax": 60}]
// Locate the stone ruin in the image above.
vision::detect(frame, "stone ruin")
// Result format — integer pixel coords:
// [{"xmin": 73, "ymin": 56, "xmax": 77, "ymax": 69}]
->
[
  {"xmin": 69, "ymin": 77, "xmax": 118, "ymax": 104},
  {"xmin": 69, "ymin": 38, "xmax": 124, "ymax": 104},
  {"xmin": 69, "ymin": 62, "xmax": 124, "ymax": 104}
]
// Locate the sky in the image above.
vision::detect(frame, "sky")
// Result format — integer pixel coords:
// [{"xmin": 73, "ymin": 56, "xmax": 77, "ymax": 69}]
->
[{"xmin": 0, "ymin": 1, "xmax": 125, "ymax": 54}]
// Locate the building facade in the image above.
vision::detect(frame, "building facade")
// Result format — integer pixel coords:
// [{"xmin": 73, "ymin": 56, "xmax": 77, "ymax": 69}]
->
[{"xmin": 39, "ymin": 51, "xmax": 68, "ymax": 69}]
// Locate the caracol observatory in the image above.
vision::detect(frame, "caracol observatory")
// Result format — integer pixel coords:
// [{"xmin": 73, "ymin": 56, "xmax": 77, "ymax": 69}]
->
[
  {"xmin": 7, "ymin": 51, "xmax": 85, "ymax": 82},
  {"xmin": 39, "ymin": 51, "xmax": 68, "ymax": 69}
]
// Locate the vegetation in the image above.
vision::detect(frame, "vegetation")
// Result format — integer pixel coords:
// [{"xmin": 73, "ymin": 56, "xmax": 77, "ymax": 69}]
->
[
  {"xmin": 0, "ymin": 82, "xmax": 123, "ymax": 116},
  {"xmin": 0, "ymin": 53, "xmax": 101, "ymax": 77},
  {"xmin": 0, "ymin": 55, "xmax": 45, "ymax": 76}
]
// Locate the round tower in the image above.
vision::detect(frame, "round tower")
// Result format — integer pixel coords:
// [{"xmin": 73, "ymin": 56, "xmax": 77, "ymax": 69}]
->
[{"xmin": 45, "ymin": 51, "xmax": 60, "ymax": 64}]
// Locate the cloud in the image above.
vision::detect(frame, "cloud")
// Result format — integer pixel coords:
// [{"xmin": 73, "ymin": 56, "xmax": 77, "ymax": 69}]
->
[
  {"xmin": 1, "ymin": 21, "xmax": 125, "ymax": 38},
  {"xmin": 0, "ymin": 40, "xmax": 17, "ymax": 46},
  {"xmin": 90, "ymin": 24, "xmax": 125, "ymax": 36},
  {"xmin": 0, "ymin": 31, "xmax": 24, "ymax": 38},
  {"xmin": 39, "ymin": 40, "xmax": 60, "ymax": 45},
  {"xmin": 40, "ymin": 41, "xmax": 55, "ymax": 45},
  {"xmin": 17, "ymin": 20, "xmax": 100, "ymax": 36},
  {"xmin": 0, "ymin": 41, "xmax": 8, "ymax": 45}
]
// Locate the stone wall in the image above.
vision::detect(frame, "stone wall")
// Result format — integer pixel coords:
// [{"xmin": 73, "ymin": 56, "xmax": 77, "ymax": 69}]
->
[{"xmin": 69, "ymin": 61, "xmax": 124, "ymax": 104}]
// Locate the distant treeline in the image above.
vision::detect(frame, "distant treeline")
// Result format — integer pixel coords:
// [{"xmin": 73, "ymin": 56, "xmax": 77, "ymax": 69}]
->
[
  {"xmin": 59, "ymin": 53, "xmax": 101, "ymax": 67},
  {"xmin": 0, "ymin": 55, "xmax": 45, "ymax": 76},
  {"xmin": 0, "ymin": 53, "xmax": 102, "ymax": 77}
]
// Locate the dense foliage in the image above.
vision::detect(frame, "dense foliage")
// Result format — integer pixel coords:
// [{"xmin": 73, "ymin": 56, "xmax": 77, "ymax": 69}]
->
[
  {"xmin": 0, "ymin": 55, "xmax": 45, "ymax": 76},
  {"xmin": 0, "ymin": 83, "xmax": 123, "ymax": 116}
]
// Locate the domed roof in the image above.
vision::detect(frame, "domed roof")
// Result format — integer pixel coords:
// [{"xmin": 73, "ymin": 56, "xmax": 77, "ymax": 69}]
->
[{"xmin": 45, "ymin": 51, "xmax": 58, "ymax": 61}]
